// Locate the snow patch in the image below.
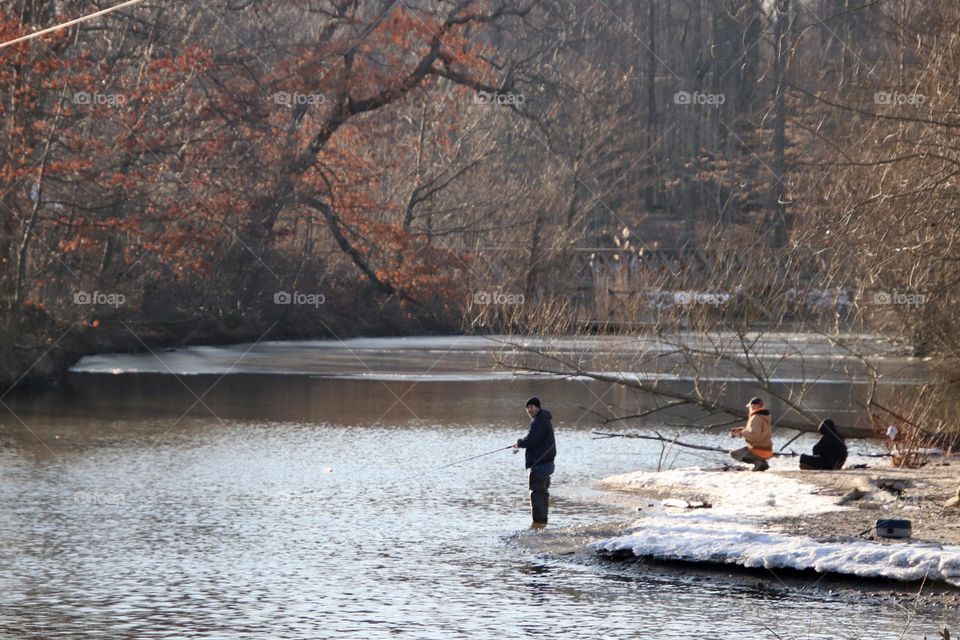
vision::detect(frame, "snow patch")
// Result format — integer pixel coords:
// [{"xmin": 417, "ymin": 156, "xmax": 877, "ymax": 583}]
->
[
  {"xmin": 594, "ymin": 522, "xmax": 960, "ymax": 585},
  {"xmin": 595, "ymin": 465, "xmax": 960, "ymax": 585},
  {"xmin": 600, "ymin": 464, "xmax": 844, "ymax": 521}
]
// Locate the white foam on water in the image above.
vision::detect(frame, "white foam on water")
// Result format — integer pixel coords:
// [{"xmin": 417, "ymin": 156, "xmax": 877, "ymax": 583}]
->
[{"xmin": 70, "ymin": 333, "xmax": 923, "ymax": 377}]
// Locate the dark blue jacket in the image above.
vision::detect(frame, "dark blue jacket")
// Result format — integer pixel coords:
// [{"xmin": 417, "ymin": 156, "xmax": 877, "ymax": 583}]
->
[{"xmin": 517, "ymin": 409, "xmax": 556, "ymax": 469}]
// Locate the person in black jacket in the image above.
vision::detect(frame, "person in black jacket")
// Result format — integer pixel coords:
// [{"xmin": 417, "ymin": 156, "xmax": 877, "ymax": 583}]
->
[
  {"xmin": 799, "ymin": 419, "xmax": 847, "ymax": 470},
  {"xmin": 513, "ymin": 397, "xmax": 556, "ymax": 528}
]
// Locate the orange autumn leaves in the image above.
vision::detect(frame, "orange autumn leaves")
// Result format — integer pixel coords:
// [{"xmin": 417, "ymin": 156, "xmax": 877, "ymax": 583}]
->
[{"xmin": 3, "ymin": 2, "xmax": 497, "ymax": 311}]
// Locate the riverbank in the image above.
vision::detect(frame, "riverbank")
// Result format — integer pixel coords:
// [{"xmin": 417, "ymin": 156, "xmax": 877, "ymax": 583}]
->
[
  {"xmin": 0, "ymin": 303, "xmax": 457, "ymax": 394},
  {"xmin": 589, "ymin": 456, "xmax": 960, "ymax": 590},
  {"xmin": 0, "ymin": 322, "xmax": 273, "ymax": 394}
]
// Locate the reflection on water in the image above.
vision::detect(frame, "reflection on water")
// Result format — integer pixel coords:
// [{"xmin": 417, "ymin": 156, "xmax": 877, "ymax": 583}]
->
[{"xmin": 0, "ymin": 339, "xmax": 956, "ymax": 638}]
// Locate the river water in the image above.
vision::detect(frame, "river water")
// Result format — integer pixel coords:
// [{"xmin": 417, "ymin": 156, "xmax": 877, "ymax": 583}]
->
[{"xmin": 1, "ymin": 336, "xmax": 957, "ymax": 638}]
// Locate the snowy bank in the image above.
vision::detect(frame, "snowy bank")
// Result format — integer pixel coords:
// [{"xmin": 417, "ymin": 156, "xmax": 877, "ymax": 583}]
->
[{"xmin": 594, "ymin": 464, "xmax": 960, "ymax": 587}]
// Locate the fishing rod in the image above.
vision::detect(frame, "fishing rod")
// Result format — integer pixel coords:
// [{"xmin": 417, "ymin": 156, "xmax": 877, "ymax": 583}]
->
[
  {"xmin": 438, "ymin": 445, "xmax": 514, "ymax": 470},
  {"xmin": 1, "ymin": 0, "xmax": 150, "ymax": 49},
  {"xmin": 592, "ymin": 430, "xmax": 799, "ymax": 457}
]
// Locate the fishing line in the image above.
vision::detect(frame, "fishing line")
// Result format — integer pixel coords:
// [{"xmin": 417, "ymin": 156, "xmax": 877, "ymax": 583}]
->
[
  {"xmin": 1, "ymin": 0, "xmax": 149, "ymax": 49},
  {"xmin": 436, "ymin": 445, "xmax": 514, "ymax": 470}
]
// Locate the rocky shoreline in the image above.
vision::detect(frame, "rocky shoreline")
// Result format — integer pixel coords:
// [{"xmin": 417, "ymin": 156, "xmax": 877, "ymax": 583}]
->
[{"xmin": 772, "ymin": 464, "xmax": 960, "ymax": 547}]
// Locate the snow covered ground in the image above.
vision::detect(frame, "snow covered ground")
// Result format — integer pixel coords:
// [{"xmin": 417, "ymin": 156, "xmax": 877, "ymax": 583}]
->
[{"xmin": 594, "ymin": 460, "xmax": 960, "ymax": 586}]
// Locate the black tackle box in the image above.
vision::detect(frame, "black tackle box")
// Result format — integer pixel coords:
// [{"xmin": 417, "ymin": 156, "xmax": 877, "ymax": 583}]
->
[{"xmin": 875, "ymin": 518, "xmax": 912, "ymax": 539}]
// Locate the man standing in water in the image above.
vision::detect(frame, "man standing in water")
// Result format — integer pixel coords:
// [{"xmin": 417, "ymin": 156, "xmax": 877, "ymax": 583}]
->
[
  {"xmin": 513, "ymin": 397, "xmax": 556, "ymax": 528},
  {"xmin": 729, "ymin": 397, "xmax": 774, "ymax": 471}
]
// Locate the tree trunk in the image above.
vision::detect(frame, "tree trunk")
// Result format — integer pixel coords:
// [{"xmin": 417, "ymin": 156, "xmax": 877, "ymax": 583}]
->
[
  {"xmin": 771, "ymin": 0, "xmax": 791, "ymax": 247},
  {"xmin": 644, "ymin": 0, "xmax": 658, "ymax": 209}
]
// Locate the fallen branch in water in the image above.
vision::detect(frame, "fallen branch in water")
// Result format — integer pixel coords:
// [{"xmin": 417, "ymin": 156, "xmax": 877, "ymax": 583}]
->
[{"xmin": 591, "ymin": 430, "xmax": 799, "ymax": 457}]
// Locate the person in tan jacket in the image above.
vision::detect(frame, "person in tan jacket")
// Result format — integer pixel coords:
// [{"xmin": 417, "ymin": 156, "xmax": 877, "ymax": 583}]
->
[{"xmin": 729, "ymin": 397, "xmax": 774, "ymax": 471}]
